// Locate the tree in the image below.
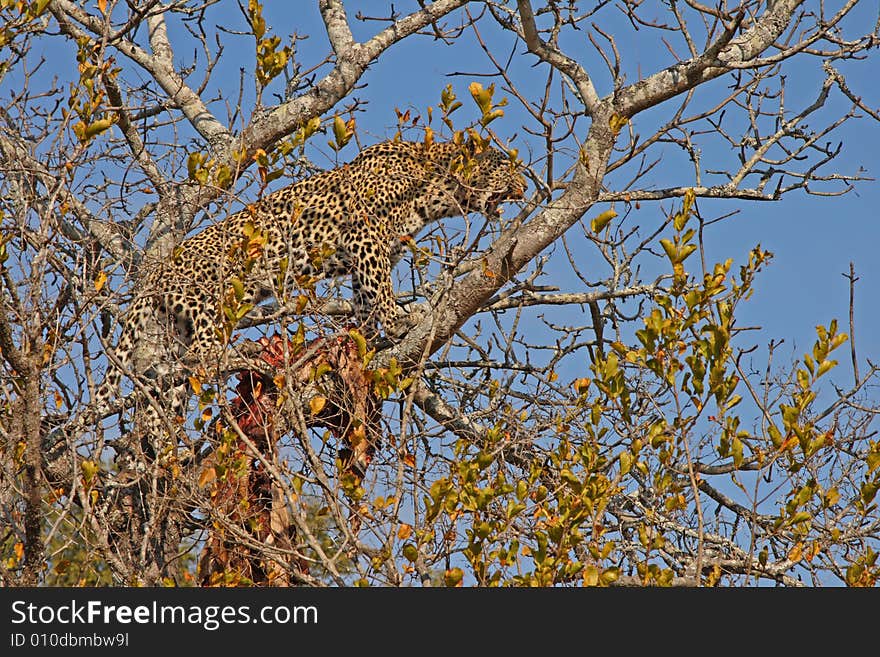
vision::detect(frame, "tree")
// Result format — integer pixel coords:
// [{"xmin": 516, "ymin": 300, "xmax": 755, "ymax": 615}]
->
[{"xmin": 1, "ymin": 0, "xmax": 878, "ymax": 586}]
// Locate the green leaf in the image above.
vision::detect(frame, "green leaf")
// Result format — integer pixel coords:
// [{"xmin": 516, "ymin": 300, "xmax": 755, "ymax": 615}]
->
[
  {"xmin": 235, "ymin": 303, "xmax": 253, "ymax": 320},
  {"xmin": 444, "ymin": 568, "xmax": 463, "ymax": 587},
  {"xmin": 479, "ymin": 108, "xmax": 505, "ymax": 127},
  {"xmin": 31, "ymin": 0, "xmax": 51, "ymax": 17},
  {"xmin": 673, "ymin": 211, "xmax": 688, "ymax": 232},
  {"xmin": 348, "ymin": 329, "xmax": 368, "ymax": 359},
  {"xmin": 440, "ymin": 84, "xmax": 461, "ymax": 114}
]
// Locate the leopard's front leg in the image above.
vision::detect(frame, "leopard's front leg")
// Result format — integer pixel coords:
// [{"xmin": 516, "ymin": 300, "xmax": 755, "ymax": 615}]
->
[{"xmin": 348, "ymin": 237, "xmax": 408, "ymax": 339}]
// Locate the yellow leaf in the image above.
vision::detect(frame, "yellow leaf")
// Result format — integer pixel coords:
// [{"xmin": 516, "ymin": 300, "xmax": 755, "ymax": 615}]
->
[
  {"xmin": 93, "ymin": 270, "xmax": 107, "ymax": 292},
  {"xmin": 444, "ymin": 568, "xmax": 464, "ymax": 587},
  {"xmin": 659, "ymin": 238, "xmax": 678, "ymax": 262},
  {"xmin": 583, "ymin": 565, "xmax": 599, "ymax": 586},
  {"xmin": 42, "ymin": 343, "xmax": 53, "ymax": 365},
  {"xmin": 332, "ymin": 115, "xmax": 351, "ymax": 148},
  {"xmin": 468, "ymin": 81, "xmax": 493, "ymax": 113},
  {"xmin": 619, "ymin": 451, "xmax": 633, "ymax": 475},
  {"xmin": 824, "ymin": 487, "xmax": 840, "ymax": 507},
  {"xmin": 591, "ymin": 209, "xmax": 617, "ymax": 233},
  {"xmin": 198, "ymin": 466, "xmax": 217, "ymax": 487},
  {"xmin": 13, "ymin": 542, "xmax": 23, "ymax": 561},
  {"xmin": 97, "ymin": 0, "xmax": 107, "ymax": 14},
  {"xmin": 608, "ymin": 113, "xmax": 629, "ymax": 136},
  {"xmin": 72, "ymin": 121, "xmax": 87, "ymax": 141},
  {"xmin": 573, "ymin": 377, "xmax": 591, "ymax": 395},
  {"xmin": 349, "ymin": 424, "xmax": 366, "ymax": 446},
  {"xmin": 296, "ymin": 116, "xmax": 322, "ymax": 145},
  {"xmin": 83, "ymin": 117, "xmax": 115, "ymax": 140},
  {"xmin": 816, "ymin": 359, "xmax": 838, "ymax": 378},
  {"xmin": 397, "ymin": 523, "xmax": 412, "ymax": 540},
  {"xmin": 81, "ymin": 459, "xmax": 98, "ymax": 484},
  {"xmin": 309, "ymin": 396, "xmax": 326, "ymax": 415},
  {"xmin": 188, "ymin": 376, "xmax": 202, "ymax": 395}
]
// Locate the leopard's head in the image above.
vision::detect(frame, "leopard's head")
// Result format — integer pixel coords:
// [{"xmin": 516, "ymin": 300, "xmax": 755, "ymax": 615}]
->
[
  {"xmin": 437, "ymin": 139, "xmax": 526, "ymax": 217},
  {"xmin": 350, "ymin": 139, "xmax": 526, "ymax": 229}
]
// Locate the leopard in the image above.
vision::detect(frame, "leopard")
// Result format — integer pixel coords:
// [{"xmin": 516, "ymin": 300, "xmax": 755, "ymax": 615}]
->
[{"xmin": 90, "ymin": 138, "xmax": 526, "ymax": 433}]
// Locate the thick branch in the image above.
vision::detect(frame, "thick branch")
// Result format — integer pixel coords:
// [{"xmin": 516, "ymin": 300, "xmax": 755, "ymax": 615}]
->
[
  {"xmin": 483, "ymin": 284, "xmax": 662, "ymax": 312},
  {"xmin": 616, "ymin": 0, "xmax": 806, "ymax": 117},
  {"xmin": 102, "ymin": 70, "xmax": 168, "ymax": 193},
  {"xmin": 50, "ymin": 0, "xmax": 233, "ymax": 154},
  {"xmin": 239, "ymin": 0, "xmax": 471, "ymax": 162},
  {"xmin": 389, "ymin": 117, "xmax": 616, "ymax": 366},
  {"xmin": 320, "ymin": 0, "xmax": 356, "ymax": 54}
]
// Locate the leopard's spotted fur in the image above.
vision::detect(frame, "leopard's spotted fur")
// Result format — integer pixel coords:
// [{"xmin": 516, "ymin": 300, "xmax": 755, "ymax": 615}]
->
[{"xmin": 94, "ymin": 139, "xmax": 525, "ymax": 427}]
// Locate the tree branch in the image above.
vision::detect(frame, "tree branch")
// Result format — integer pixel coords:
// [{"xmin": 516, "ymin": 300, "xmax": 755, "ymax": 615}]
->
[
  {"xmin": 616, "ymin": 0, "xmax": 806, "ymax": 117},
  {"xmin": 515, "ymin": 0, "xmax": 601, "ymax": 115}
]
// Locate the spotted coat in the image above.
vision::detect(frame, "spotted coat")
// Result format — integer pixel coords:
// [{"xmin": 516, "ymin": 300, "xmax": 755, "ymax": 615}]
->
[{"xmin": 94, "ymin": 139, "xmax": 525, "ymax": 419}]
